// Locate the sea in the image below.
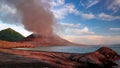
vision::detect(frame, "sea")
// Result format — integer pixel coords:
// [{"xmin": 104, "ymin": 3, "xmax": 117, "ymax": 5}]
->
[
  {"xmin": 16, "ymin": 45, "xmax": 120, "ymax": 54},
  {"xmin": 15, "ymin": 45, "xmax": 120, "ymax": 67}
]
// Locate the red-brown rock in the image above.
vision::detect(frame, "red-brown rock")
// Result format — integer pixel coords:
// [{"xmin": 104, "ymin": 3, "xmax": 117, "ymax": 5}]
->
[{"xmin": 0, "ymin": 47, "xmax": 119, "ymax": 68}]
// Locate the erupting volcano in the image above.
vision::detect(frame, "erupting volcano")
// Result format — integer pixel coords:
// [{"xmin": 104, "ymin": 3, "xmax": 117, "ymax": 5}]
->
[
  {"xmin": 0, "ymin": 0, "xmax": 120, "ymax": 68},
  {"xmin": 4, "ymin": 0, "xmax": 83, "ymax": 46},
  {"xmin": 21, "ymin": 33, "xmax": 83, "ymax": 46}
]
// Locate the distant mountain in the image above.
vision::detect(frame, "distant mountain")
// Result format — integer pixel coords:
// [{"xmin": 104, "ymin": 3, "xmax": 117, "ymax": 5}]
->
[
  {"xmin": 0, "ymin": 28, "xmax": 25, "ymax": 42},
  {"xmin": 21, "ymin": 34, "xmax": 84, "ymax": 46}
]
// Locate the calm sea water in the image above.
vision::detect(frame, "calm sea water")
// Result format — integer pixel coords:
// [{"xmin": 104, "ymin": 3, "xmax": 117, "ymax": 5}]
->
[
  {"xmin": 16, "ymin": 45, "xmax": 120, "ymax": 54},
  {"xmin": 15, "ymin": 45, "xmax": 120, "ymax": 67}
]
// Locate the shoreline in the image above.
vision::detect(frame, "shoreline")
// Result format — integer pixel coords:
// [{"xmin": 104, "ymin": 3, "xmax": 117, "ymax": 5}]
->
[{"xmin": 0, "ymin": 47, "xmax": 119, "ymax": 68}]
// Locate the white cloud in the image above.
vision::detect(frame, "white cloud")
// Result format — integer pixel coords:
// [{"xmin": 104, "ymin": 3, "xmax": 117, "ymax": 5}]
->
[
  {"xmin": 81, "ymin": 13, "xmax": 95, "ymax": 19},
  {"xmin": 65, "ymin": 4, "xmax": 80, "ymax": 15},
  {"xmin": 60, "ymin": 23, "xmax": 80, "ymax": 27},
  {"xmin": 70, "ymin": 27, "xmax": 95, "ymax": 35},
  {"xmin": 98, "ymin": 13, "xmax": 120, "ymax": 21},
  {"xmin": 86, "ymin": 0, "xmax": 100, "ymax": 8},
  {"xmin": 50, "ymin": 0, "xmax": 64, "ymax": 7},
  {"xmin": 60, "ymin": 35, "xmax": 120, "ymax": 45},
  {"xmin": 107, "ymin": 0, "xmax": 120, "ymax": 13},
  {"xmin": 0, "ymin": 3, "xmax": 21, "ymax": 25},
  {"xmin": 51, "ymin": 0, "xmax": 120, "ymax": 21},
  {"xmin": 80, "ymin": 0, "xmax": 120, "ymax": 13},
  {"xmin": 51, "ymin": 7, "xmax": 68, "ymax": 19},
  {"xmin": 54, "ymin": 22, "xmax": 85, "ymax": 36},
  {"xmin": 110, "ymin": 28, "xmax": 120, "ymax": 31},
  {"xmin": 80, "ymin": 0, "xmax": 100, "ymax": 8},
  {"xmin": 51, "ymin": 3, "xmax": 79, "ymax": 19},
  {"xmin": 54, "ymin": 23, "xmax": 95, "ymax": 36},
  {"xmin": 0, "ymin": 4, "xmax": 16, "ymax": 14},
  {"xmin": 54, "ymin": 21, "xmax": 95, "ymax": 38},
  {"xmin": 51, "ymin": 3, "xmax": 95, "ymax": 20}
]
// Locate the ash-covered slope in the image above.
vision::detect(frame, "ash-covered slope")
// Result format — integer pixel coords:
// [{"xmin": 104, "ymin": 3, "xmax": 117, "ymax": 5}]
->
[
  {"xmin": 21, "ymin": 34, "xmax": 84, "ymax": 46},
  {"xmin": 0, "ymin": 40, "xmax": 34, "ymax": 48}
]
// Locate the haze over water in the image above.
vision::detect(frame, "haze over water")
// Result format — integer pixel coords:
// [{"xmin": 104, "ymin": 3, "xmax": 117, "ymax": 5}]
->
[{"xmin": 16, "ymin": 45, "xmax": 120, "ymax": 55}]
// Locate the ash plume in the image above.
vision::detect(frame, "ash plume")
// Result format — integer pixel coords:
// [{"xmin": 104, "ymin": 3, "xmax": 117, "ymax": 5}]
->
[
  {"xmin": 5, "ymin": 0, "xmax": 55, "ymax": 37},
  {"xmin": 0, "ymin": 0, "xmax": 81, "ymax": 46}
]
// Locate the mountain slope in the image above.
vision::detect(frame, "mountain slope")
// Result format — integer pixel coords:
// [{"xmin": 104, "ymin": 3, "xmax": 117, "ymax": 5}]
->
[
  {"xmin": 0, "ymin": 28, "xmax": 25, "ymax": 42},
  {"xmin": 21, "ymin": 34, "xmax": 84, "ymax": 46},
  {"xmin": 0, "ymin": 40, "xmax": 34, "ymax": 48}
]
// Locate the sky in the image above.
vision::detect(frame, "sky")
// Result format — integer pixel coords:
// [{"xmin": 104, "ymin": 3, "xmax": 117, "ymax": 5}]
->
[{"xmin": 0, "ymin": 0, "xmax": 120, "ymax": 45}]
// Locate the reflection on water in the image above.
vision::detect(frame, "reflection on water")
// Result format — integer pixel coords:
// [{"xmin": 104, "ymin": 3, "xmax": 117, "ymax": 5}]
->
[
  {"xmin": 15, "ymin": 46, "xmax": 99, "ymax": 54},
  {"xmin": 15, "ymin": 45, "xmax": 120, "ymax": 54}
]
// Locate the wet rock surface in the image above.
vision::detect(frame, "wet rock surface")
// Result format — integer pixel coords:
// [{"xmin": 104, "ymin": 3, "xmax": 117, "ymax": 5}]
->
[{"xmin": 0, "ymin": 47, "xmax": 119, "ymax": 68}]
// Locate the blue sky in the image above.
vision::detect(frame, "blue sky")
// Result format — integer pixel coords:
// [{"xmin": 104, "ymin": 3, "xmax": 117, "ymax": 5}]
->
[
  {"xmin": 51, "ymin": 0, "xmax": 120, "ymax": 45},
  {"xmin": 0, "ymin": 0, "xmax": 120, "ymax": 45}
]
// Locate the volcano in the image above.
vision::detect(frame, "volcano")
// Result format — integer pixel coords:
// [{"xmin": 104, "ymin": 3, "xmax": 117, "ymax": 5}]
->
[{"xmin": 21, "ymin": 34, "xmax": 84, "ymax": 46}]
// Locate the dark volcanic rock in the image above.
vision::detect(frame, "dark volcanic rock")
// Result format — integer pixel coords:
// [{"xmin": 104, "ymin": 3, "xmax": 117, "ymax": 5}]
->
[
  {"xmin": 0, "ymin": 52, "xmax": 57, "ymax": 68},
  {"xmin": 69, "ymin": 47, "xmax": 120, "ymax": 68},
  {"xmin": 97, "ymin": 47, "xmax": 119, "ymax": 60}
]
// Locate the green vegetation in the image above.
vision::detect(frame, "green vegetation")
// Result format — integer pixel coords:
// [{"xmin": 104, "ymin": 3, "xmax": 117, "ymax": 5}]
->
[{"xmin": 0, "ymin": 28, "xmax": 25, "ymax": 42}]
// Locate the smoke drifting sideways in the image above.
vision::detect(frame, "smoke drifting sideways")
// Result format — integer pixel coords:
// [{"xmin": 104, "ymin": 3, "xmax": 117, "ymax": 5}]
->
[{"xmin": 1, "ymin": 0, "xmax": 56, "ymax": 37}]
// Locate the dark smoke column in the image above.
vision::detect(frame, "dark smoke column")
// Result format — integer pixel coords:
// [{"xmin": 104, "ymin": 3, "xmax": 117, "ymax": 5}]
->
[{"xmin": 9, "ymin": 0, "xmax": 55, "ymax": 37}]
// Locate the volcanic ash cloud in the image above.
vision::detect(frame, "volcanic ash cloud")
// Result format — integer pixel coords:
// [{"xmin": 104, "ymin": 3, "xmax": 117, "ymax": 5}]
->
[{"xmin": 7, "ymin": 0, "xmax": 55, "ymax": 37}]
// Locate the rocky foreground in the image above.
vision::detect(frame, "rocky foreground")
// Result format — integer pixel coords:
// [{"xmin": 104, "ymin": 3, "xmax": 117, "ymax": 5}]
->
[
  {"xmin": 0, "ymin": 52, "xmax": 56, "ymax": 68},
  {"xmin": 0, "ymin": 47, "xmax": 119, "ymax": 68}
]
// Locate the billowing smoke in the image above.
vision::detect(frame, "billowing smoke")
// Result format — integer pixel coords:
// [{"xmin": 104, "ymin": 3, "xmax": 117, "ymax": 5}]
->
[
  {"xmin": 4, "ymin": 0, "xmax": 55, "ymax": 37},
  {"xmin": 0, "ymin": 0, "xmax": 81, "ymax": 45}
]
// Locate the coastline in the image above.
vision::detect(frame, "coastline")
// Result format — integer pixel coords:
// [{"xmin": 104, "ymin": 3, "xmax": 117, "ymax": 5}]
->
[{"xmin": 0, "ymin": 47, "xmax": 119, "ymax": 68}]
